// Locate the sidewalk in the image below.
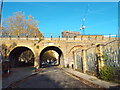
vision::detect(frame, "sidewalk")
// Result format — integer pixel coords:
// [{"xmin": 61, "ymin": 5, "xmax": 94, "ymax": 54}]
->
[
  {"xmin": 2, "ymin": 67, "xmax": 36, "ymax": 88},
  {"xmin": 62, "ymin": 68, "xmax": 120, "ymax": 88}
]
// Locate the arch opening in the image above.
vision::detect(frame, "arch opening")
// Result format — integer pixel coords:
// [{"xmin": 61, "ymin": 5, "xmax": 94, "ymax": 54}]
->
[
  {"xmin": 9, "ymin": 47, "xmax": 35, "ymax": 68},
  {"xmin": 39, "ymin": 46, "xmax": 64, "ymax": 68}
]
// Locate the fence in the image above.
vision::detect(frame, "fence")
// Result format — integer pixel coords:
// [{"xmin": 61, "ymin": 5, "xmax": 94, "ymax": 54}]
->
[
  {"xmin": 1, "ymin": 34, "xmax": 118, "ymax": 41},
  {"xmin": 74, "ymin": 46, "xmax": 98, "ymax": 76},
  {"xmin": 1, "ymin": 33, "xmax": 118, "ymax": 40},
  {"xmin": 86, "ymin": 46, "xmax": 98, "ymax": 76},
  {"xmin": 102, "ymin": 40, "xmax": 120, "ymax": 73},
  {"xmin": 73, "ymin": 39, "xmax": 120, "ymax": 78},
  {"xmin": 74, "ymin": 49, "xmax": 83, "ymax": 72}
]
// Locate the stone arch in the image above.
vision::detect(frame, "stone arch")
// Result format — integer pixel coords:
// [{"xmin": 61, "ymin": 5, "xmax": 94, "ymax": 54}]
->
[
  {"xmin": 39, "ymin": 46, "xmax": 64, "ymax": 68},
  {"xmin": 8, "ymin": 45, "xmax": 36, "ymax": 56},
  {"xmin": 69, "ymin": 45, "xmax": 83, "ymax": 54},
  {"xmin": 9, "ymin": 46, "xmax": 35, "ymax": 68},
  {"xmin": 67, "ymin": 45, "xmax": 83, "ymax": 69}
]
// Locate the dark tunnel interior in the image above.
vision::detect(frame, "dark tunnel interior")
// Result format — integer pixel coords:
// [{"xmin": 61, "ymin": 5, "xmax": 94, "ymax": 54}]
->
[
  {"xmin": 39, "ymin": 46, "xmax": 63, "ymax": 68},
  {"xmin": 9, "ymin": 47, "xmax": 34, "ymax": 68}
]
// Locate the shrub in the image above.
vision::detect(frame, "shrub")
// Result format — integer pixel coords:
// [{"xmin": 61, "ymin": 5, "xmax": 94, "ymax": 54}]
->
[
  {"xmin": 99, "ymin": 65, "xmax": 115, "ymax": 81},
  {"xmin": 36, "ymin": 45, "xmax": 39, "ymax": 49}
]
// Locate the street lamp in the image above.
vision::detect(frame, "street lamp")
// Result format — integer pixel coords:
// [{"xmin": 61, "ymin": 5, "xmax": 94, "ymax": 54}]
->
[{"xmin": 80, "ymin": 24, "xmax": 86, "ymax": 35}]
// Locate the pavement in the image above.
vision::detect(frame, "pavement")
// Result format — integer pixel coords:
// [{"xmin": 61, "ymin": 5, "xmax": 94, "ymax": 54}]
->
[
  {"xmin": 62, "ymin": 67, "xmax": 120, "ymax": 89},
  {"xmin": 2, "ymin": 66, "xmax": 37, "ymax": 88},
  {"xmin": 2, "ymin": 66, "xmax": 120, "ymax": 89}
]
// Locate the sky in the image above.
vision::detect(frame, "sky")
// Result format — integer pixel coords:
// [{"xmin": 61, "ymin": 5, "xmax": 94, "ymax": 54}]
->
[{"xmin": 1, "ymin": 1, "xmax": 119, "ymax": 37}]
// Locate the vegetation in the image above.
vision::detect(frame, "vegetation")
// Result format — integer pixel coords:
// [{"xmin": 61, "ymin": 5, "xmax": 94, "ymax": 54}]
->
[
  {"xmin": 98, "ymin": 52, "xmax": 115, "ymax": 81},
  {"xmin": 0, "ymin": 44, "xmax": 8, "ymax": 61},
  {"xmin": 2, "ymin": 11, "xmax": 43, "ymax": 38},
  {"xmin": 0, "ymin": 42, "xmax": 17, "ymax": 62},
  {"xmin": 99, "ymin": 65, "xmax": 115, "ymax": 81}
]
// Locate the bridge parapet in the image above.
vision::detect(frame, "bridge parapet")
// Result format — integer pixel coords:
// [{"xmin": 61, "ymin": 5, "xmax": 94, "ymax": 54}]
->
[
  {"xmin": 0, "ymin": 36, "xmax": 117, "ymax": 41},
  {"xmin": 41, "ymin": 37, "xmax": 117, "ymax": 41},
  {"xmin": 1, "ymin": 37, "xmax": 39, "ymax": 41}
]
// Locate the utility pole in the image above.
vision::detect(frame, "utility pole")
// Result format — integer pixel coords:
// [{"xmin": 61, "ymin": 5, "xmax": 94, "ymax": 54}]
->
[
  {"xmin": 0, "ymin": 0, "xmax": 3, "ymax": 38},
  {"xmin": 0, "ymin": 0, "xmax": 3, "ymax": 26}
]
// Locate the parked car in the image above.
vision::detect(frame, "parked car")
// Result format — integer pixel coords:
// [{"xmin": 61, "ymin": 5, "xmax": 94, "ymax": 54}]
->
[{"xmin": 41, "ymin": 61, "xmax": 47, "ymax": 68}]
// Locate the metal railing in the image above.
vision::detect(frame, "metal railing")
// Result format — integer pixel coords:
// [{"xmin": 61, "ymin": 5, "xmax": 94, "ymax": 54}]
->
[{"xmin": 0, "ymin": 33, "xmax": 119, "ymax": 41}]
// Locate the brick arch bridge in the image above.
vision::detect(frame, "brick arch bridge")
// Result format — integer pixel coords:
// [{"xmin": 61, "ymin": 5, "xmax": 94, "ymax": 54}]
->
[{"xmin": 1, "ymin": 36, "xmax": 117, "ymax": 69}]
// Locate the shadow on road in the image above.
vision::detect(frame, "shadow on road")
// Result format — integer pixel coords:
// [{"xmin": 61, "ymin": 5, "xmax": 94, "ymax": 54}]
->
[{"xmin": 16, "ymin": 74, "xmax": 62, "ymax": 88}]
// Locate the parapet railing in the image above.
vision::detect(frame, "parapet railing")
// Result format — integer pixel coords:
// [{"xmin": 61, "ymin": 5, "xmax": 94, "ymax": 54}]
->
[{"xmin": 0, "ymin": 34, "xmax": 119, "ymax": 41}]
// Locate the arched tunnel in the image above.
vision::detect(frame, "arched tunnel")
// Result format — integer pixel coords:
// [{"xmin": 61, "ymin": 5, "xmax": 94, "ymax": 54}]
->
[
  {"xmin": 9, "ymin": 47, "xmax": 34, "ymax": 68},
  {"xmin": 39, "ymin": 46, "xmax": 64, "ymax": 68}
]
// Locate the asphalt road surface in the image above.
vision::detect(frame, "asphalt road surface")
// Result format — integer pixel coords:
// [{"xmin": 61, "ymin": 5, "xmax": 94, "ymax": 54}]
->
[{"xmin": 15, "ymin": 66, "xmax": 91, "ymax": 88}]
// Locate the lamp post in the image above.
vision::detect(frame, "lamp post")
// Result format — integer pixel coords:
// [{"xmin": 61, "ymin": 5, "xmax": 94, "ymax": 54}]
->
[{"xmin": 80, "ymin": 25, "xmax": 86, "ymax": 35}]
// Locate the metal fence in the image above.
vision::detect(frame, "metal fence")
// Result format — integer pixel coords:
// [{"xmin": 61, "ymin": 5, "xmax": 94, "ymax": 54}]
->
[
  {"xmin": 103, "ymin": 40, "xmax": 120, "ymax": 71},
  {"xmin": 1, "ymin": 33, "xmax": 118, "ymax": 40},
  {"xmin": 86, "ymin": 46, "xmax": 98, "ymax": 76},
  {"xmin": 75, "ymin": 50, "xmax": 83, "ymax": 72}
]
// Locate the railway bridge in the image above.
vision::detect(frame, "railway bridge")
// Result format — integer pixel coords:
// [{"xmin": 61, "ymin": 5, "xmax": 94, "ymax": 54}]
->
[{"xmin": 1, "ymin": 36, "xmax": 119, "ymax": 73}]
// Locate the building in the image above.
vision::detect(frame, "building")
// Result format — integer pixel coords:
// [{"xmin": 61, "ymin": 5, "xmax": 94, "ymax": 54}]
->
[{"xmin": 62, "ymin": 31, "xmax": 80, "ymax": 38}]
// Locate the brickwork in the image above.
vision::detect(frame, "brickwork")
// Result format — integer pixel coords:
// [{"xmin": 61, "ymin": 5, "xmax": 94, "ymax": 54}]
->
[{"xmin": 1, "ymin": 37, "xmax": 118, "ymax": 69}]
